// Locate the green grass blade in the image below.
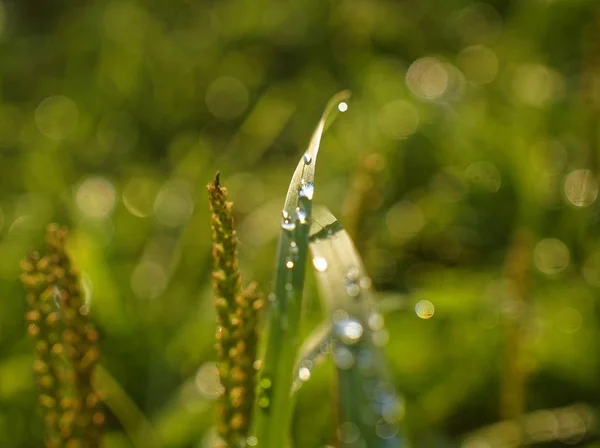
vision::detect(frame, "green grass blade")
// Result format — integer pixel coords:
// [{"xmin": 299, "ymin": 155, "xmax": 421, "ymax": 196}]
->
[
  {"xmin": 292, "ymin": 321, "xmax": 332, "ymax": 392},
  {"xmin": 309, "ymin": 207, "xmax": 407, "ymax": 448},
  {"xmin": 252, "ymin": 91, "xmax": 350, "ymax": 448}
]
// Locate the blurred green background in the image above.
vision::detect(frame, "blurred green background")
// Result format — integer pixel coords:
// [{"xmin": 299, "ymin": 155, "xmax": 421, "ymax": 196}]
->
[{"xmin": 1, "ymin": 0, "xmax": 600, "ymax": 446}]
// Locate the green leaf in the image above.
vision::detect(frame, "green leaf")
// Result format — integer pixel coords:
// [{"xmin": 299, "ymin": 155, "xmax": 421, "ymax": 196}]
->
[
  {"xmin": 252, "ymin": 91, "xmax": 350, "ymax": 448},
  {"xmin": 309, "ymin": 207, "xmax": 407, "ymax": 448}
]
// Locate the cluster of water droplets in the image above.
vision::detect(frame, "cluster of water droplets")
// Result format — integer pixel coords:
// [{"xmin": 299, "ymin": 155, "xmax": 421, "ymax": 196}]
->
[{"xmin": 257, "ymin": 374, "xmax": 273, "ymax": 411}]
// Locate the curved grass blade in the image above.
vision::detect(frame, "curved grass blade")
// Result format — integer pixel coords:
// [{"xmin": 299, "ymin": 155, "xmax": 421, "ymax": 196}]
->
[
  {"xmin": 252, "ymin": 91, "xmax": 350, "ymax": 448},
  {"xmin": 292, "ymin": 320, "xmax": 332, "ymax": 392},
  {"xmin": 309, "ymin": 207, "xmax": 407, "ymax": 448}
]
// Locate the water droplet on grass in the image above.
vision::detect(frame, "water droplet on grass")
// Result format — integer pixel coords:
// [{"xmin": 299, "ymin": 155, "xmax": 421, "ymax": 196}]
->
[
  {"xmin": 295, "ymin": 207, "xmax": 308, "ymax": 224},
  {"xmin": 336, "ymin": 318, "xmax": 363, "ymax": 345},
  {"xmin": 376, "ymin": 419, "xmax": 400, "ymax": 439},
  {"xmin": 346, "ymin": 267, "xmax": 360, "ymax": 281},
  {"xmin": 312, "ymin": 256, "xmax": 328, "ymax": 272},
  {"xmin": 286, "ymin": 260, "xmax": 294, "ymax": 269},
  {"xmin": 281, "ymin": 218, "xmax": 296, "ymax": 232},
  {"xmin": 333, "ymin": 346, "xmax": 355, "ymax": 369},
  {"xmin": 299, "ymin": 182, "xmax": 314, "ymax": 200},
  {"xmin": 372, "ymin": 329, "xmax": 389, "ymax": 347},
  {"xmin": 368, "ymin": 312, "xmax": 385, "ymax": 331},
  {"xmin": 345, "ymin": 282, "xmax": 360, "ymax": 297},
  {"xmin": 303, "ymin": 153, "xmax": 312, "ymax": 165},
  {"xmin": 298, "ymin": 367, "xmax": 311, "ymax": 381},
  {"xmin": 258, "ymin": 396, "xmax": 270, "ymax": 408},
  {"xmin": 337, "ymin": 422, "xmax": 360, "ymax": 443},
  {"xmin": 415, "ymin": 300, "xmax": 435, "ymax": 319}
]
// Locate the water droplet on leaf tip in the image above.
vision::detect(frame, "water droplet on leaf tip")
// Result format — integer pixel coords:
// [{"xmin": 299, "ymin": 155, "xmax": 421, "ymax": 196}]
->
[
  {"xmin": 338, "ymin": 102, "xmax": 349, "ymax": 113},
  {"xmin": 303, "ymin": 153, "xmax": 312, "ymax": 165}
]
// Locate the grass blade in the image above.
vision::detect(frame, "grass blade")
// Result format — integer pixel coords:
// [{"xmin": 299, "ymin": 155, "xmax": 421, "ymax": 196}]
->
[
  {"xmin": 292, "ymin": 321, "xmax": 332, "ymax": 392},
  {"xmin": 309, "ymin": 207, "xmax": 407, "ymax": 448},
  {"xmin": 252, "ymin": 91, "xmax": 350, "ymax": 448}
]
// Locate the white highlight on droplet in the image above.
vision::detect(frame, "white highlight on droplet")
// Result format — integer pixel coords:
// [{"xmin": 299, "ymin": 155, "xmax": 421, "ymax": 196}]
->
[
  {"xmin": 312, "ymin": 256, "xmax": 328, "ymax": 272},
  {"xmin": 298, "ymin": 367, "xmax": 311, "ymax": 381},
  {"xmin": 336, "ymin": 318, "xmax": 364, "ymax": 345},
  {"xmin": 338, "ymin": 102, "xmax": 348, "ymax": 112}
]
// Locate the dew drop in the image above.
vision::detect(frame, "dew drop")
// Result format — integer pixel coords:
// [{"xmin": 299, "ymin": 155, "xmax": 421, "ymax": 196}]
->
[
  {"xmin": 338, "ymin": 102, "xmax": 349, "ymax": 113},
  {"xmin": 333, "ymin": 346, "xmax": 355, "ymax": 369},
  {"xmin": 299, "ymin": 182, "xmax": 314, "ymax": 200},
  {"xmin": 260, "ymin": 377, "xmax": 272, "ymax": 389},
  {"xmin": 376, "ymin": 419, "xmax": 400, "ymax": 440},
  {"xmin": 359, "ymin": 276, "xmax": 372, "ymax": 289},
  {"xmin": 290, "ymin": 241, "xmax": 298, "ymax": 254},
  {"xmin": 281, "ymin": 218, "xmax": 296, "ymax": 232},
  {"xmin": 312, "ymin": 256, "xmax": 328, "ymax": 272},
  {"xmin": 372, "ymin": 329, "xmax": 390, "ymax": 347},
  {"xmin": 268, "ymin": 293, "xmax": 276, "ymax": 302},
  {"xmin": 337, "ymin": 421, "xmax": 360, "ymax": 443},
  {"xmin": 295, "ymin": 207, "xmax": 308, "ymax": 224},
  {"xmin": 332, "ymin": 309, "xmax": 349, "ymax": 322},
  {"xmin": 298, "ymin": 367, "xmax": 311, "ymax": 381},
  {"xmin": 336, "ymin": 318, "xmax": 364, "ymax": 345},
  {"xmin": 286, "ymin": 260, "xmax": 294, "ymax": 269},
  {"xmin": 282, "ymin": 210, "xmax": 290, "ymax": 220},
  {"xmin": 285, "ymin": 283, "xmax": 293, "ymax": 291},
  {"xmin": 345, "ymin": 282, "xmax": 360, "ymax": 297},
  {"xmin": 346, "ymin": 267, "xmax": 360, "ymax": 281},
  {"xmin": 415, "ymin": 300, "xmax": 435, "ymax": 319},
  {"xmin": 368, "ymin": 312, "xmax": 385, "ymax": 331},
  {"xmin": 303, "ymin": 153, "xmax": 312, "ymax": 165},
  {"xmin": 357, "ymin": 348, "xmax": 375, "ymax": 372},
  {"xmin": 258, "ymin": 396, "xmax": 270, "ymax": 408},
  {"xmin": 247, "ymin": 436, "xmax": 258, "ymax": 446}
]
